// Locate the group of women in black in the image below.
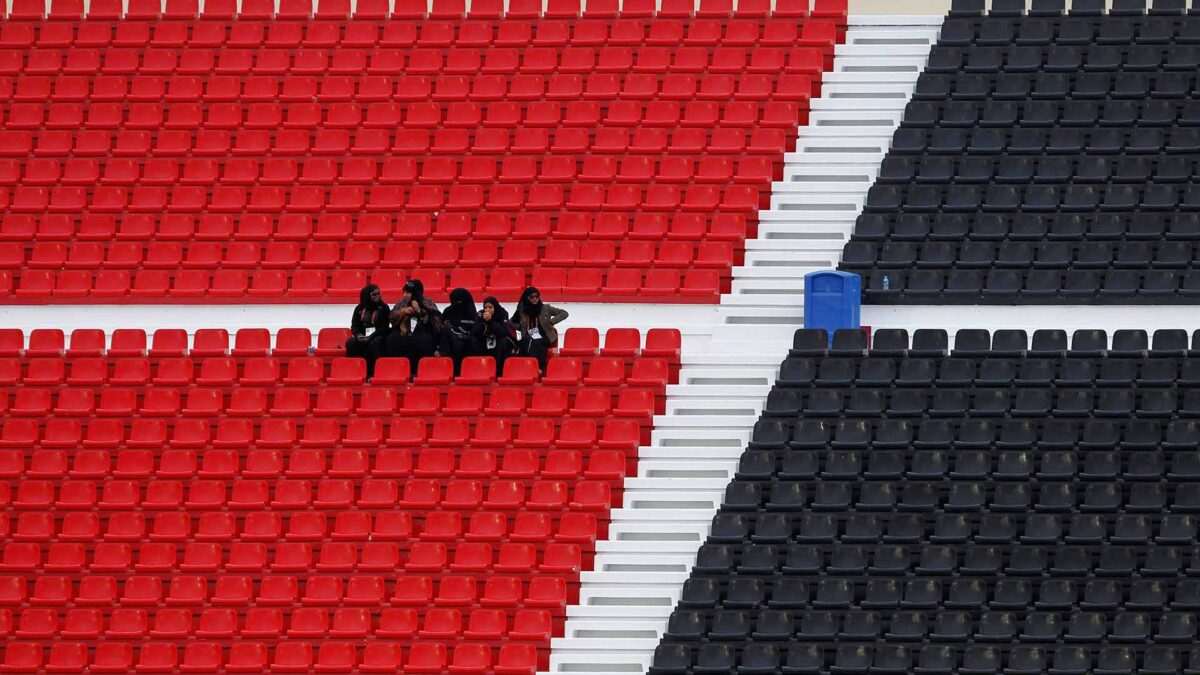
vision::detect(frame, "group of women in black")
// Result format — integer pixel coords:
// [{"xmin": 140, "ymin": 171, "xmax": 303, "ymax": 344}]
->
[{"xmin": 345, "ymin": 281, "xmax": 570, "ymax": 379}]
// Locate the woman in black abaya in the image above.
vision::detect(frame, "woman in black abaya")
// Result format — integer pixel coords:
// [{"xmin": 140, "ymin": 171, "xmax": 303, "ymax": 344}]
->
[{"xmin": 345, "ymin": 284, "xmax": 390, "ymax": 378}]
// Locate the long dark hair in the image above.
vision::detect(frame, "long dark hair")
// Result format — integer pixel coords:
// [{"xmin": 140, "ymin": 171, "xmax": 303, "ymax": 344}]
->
[
  {"xmin": 402, "ymin": 279, "xmax": 425, "ymax": 305},
  {"xmin": 359, "ymin": 284, "xmax": 386, "ymax": 310}
]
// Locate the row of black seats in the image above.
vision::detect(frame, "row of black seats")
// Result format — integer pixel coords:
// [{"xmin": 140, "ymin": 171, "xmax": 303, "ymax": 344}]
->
[
  {"xmin": 878, "ymin": 158, "xmax": 1200, "ymax": 186},
  {"xmin": 753, "ymin": 415, "xmax": 1200, "ymax": 446},
  {"xmin": 928, "ymin": 44, "xmax": 1200, "ymax": 73},
  {"xmin": 789, "ymin": 328, "xmax": 1200, "ymax": 358},
  {"xmin": 940, "ymin": 16, "xmax": 1200, "ymax": 46},
  {"xmin": 764, "ymin": 387, "xmax": 1200, "ymax": 419},
  {"xmin": 846, "ymin": 240, "xmax": 1200, "ymax": 269},
  {"xmin": 673, "ymin": 576, "xmax": 1200, "ymax": 610},
  {"xmin": 905, "ymin": 101, "xmax": 1200, "ymax": 129},
  {"xmin": 741, "ymin": 447, "xmax": 1200, "ymax": 481},
  {"xmin": 653, "ymin": 641, "xmax": 1200, "ymax": 675},
  {"xmin": 892, "ymin": 126, "xmax": 1200, "ymax": 155},
  {"xmin": 779, "ymin": 358, "xmax": 1200, "ymax": 388},
  {"xmin": 853, "ymin": 213, "xmax": 1200, "ymax": 243},
  {"xmin": 913, "ymin": 72, "xmax": 1200, "ymax": 101},
  {"xmin": 694, "ymin": 542, "xmax": 1200, "ymax": 576},
  {"xmin": 949, "ymin": 0, "xmax": 1195, "ymax": 19},
  {"xmin": 706, "ymin": 511, "xmax": 1200, "ymax": 546},
  {"xmin": 722, "ymin": 480, "xmax": 1200, "ymax": 513},
  {"xmin": 667, "ymin": 609, "xmax": 1200, "ymax": 641},
  {"xmin": 859, "ymin": 268, "xmax": 1200, "ymax": 303}
]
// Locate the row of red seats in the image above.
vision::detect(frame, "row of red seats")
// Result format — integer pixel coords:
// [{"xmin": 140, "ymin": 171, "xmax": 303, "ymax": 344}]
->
[
  {"xmin": 0, "ymin": 190, "xmax": 760, "ymax": 224},
  {"xmin": 3, "ymin": 509, "xmax": 599, "ymax": 544},
  {"xmin": 2, "ymin": 0, "xmax": 845, "ymax": 23},
  {"xmin": 0, "ymin": 31, "xmax": 830, "ymax": 67},
  {"xmin": 2, "ymin": 389, "xmax": 667, "ymax": 420},
  {"xmin": 4, "ymin": 238, "xmax": 738, "ymax": 270},
  {"xmin": 1, "ymin": 604, "xmax": 555, "ymax": 640},
  {"xmin": 0, "ymin": 446, "xmax": 627, "ymax": 481},
  {"xmin": 1, "ymin": 640, "xmax": 540, "ymax": 675},
  {"xmin": 0, "ymin": 153, "xmax": 778, "ymax": 192},
  {"xmin": 0, "ymin": 352, "xmax": 670, "ymax": 385},
  {"xmin": 0, "ymin": 102, "xmax": 802, "ymax": 139},
  {"xmin": 0, "ymin": 15, "xmax": 834, "ymax": 49},
  {"xmin": 1, "ymin": 611, "xmax": 552, "ymax": 646},
  {"xmin": 0, "ymin": 102, "xmax": 801, "ymax": 140},
  {"xmin": 0, "ymin": 211, "xmax": 752, "ymax": 245},
  {"xmin": 0, "ymin": 541, "xmax": 581, "ymax": 576},
  {"xmin": 0, "ymin": 409, "xmax": 644, "ymax": 447},
  {"xmin": 0, "ymin": 131, "xmax": 791, "ymax": 166},
  {"xmin": 0, "ymin": 16, "xmax": 833, "ymax": 47},
  {"xmin": 0, "ymin": 354, "xmax": 665, "ymax": 386},
  {"xmin": 0, "ymin": 109, "xmax": 799, "ymax": 146},
  {"xmin": 0, "ymin": 390, "xmax": 660, "ymax": 421},
  {"xmin": 2, "ymin": 266, "xmax": 724, "ymax": 302},
  {"xmin": 0, "ymin": 572, "xmax": 570, "ymax": 608},
  {"xmin": 0, "ymin": 353, "xmax": 661, "ymax": 391},
  {"xmin": 8, "ymin": 477, "xmax": 612, "ymax": 511},
  {"xmin": 0, "ymin": 72, "xmax": 813, "ymax": 106},
  {"xmin": 0, "ymin": 45, "xmax": 827, "ymax": 78},
  {"xmin": 0, "ymin": 326, "xmax": 680, "ymax": 360},
  {"xmin": 1, "ymin": 394, "xmax": 657, "ymax": 429},
  {"xmin": 2, "ymin": 237, "xmax": 730, "ymax": 277}
]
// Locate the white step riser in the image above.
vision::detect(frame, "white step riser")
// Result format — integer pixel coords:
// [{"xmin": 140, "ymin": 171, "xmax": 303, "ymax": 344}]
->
[{"xmin": 546, "ymin": 17, "xmax": 938, "ymax": 675}]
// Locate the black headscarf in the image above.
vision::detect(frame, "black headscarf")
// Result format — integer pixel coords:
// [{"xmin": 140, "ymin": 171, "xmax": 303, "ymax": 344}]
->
[
  {"xmin": 443, "ymin": 287, "xmax": 477, "ymax": 336},
  {"xmin": 480, "ymin": 296, "xmax": 510, "ymax": 324},
  {"xmin": 518, "ymin": 286, "xmax": 542, "ymax": 317}
]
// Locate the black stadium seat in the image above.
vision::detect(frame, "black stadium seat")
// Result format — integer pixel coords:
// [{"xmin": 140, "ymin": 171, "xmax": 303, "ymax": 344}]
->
[{"xmin": 844, "ymin": 0, "xmax": 1200, "ymax": 303}]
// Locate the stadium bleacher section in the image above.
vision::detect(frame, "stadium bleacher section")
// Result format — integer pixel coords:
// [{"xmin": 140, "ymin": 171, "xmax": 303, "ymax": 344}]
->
[
  {"xmin": 0, "ymin": 325, "xmax": 679, "ymax": 673},
  {"xmin": 841, "ymin": 0, "xmax": 1200, "ymax": 304},
  {"xmin": 0, "ymin": 0, "xmax": 845, "ymax": 304},
  {"xmin": 652, "ymin": 326, "xmax": 1200, "ymax": 675}
]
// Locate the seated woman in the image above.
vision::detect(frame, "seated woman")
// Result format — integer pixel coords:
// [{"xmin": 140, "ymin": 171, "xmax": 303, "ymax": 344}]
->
[
  {"xmin": 511, "ymin": 287, "xmax": 568, "ymax": 372},
  {"xmin": 345, "ymin": 284, "xmax": 390, "ymax": 378},
  {"xmin": 381, "ymin": 279, "xmax": 441, "ymax": 372},
  {"xmin": 473, "ymin": 296, "xmax": 516, "ymax": 373},
  {"xmin": 440, "ymin": 287, "xmax": 480, "ymax": 375}
]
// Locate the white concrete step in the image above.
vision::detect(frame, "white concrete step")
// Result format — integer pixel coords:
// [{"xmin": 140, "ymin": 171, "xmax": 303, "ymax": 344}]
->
[
  {"xmin": 675, "ymin": 352, "xmax": 782, "ymax": 367},
  {"xmin": 730, "ymin": 278, "xmax": 806, "ymax": 295},
  {"xmin": 718, "ymin": 293, "xmax": 805, "ymax": 308},
  {"xmin": 664, "ymin": 396, "xmax": 764, "ymax": 416},
  {"xmin": 638, "ymin": 446, "xmax": 749, "ymax": 462},
  {"xmin": 636, "ymin": 460, "xmax": 737, "ymax": 480}
]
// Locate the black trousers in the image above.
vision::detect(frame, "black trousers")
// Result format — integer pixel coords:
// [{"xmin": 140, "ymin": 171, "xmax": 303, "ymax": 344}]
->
[
  {"xmin": 442, "ymin": 332, "xmax": 481, "ymax": 375},
  {"xmin": 345, "ymin": 334, "xmax": 386, "ymax": 378},
  {"xmin": 386, "ymin": 331, "xmax": 437, "ymax": 373},
  {"xmin": 520, "ymin": 337, "xmax": 551, "ymax": 372}
]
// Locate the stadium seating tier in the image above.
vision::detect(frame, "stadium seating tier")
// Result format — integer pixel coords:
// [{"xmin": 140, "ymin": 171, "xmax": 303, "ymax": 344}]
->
[
  {"xmin": 653, "ymin": 326, "xmax": 1200, "ymax": 675},
  {"xmin": 0, "ymin": 0, "xmax": 848, "ymax": 303},
  {"xmin": 842, "ymin": 1, "xmax": 1200, "ymax": 304},
  {"xmin": 0, "ymin": 325, "xmax": 681, "ymax": 674}
]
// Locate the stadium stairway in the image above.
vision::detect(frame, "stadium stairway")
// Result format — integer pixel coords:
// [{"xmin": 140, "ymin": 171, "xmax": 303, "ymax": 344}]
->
[
  {"xmin": 710, "ymin": 14, "xmax": 939, "ymax": 343},
  {"xmin": 541, "ymin": 12, "xmax": 945, "ymax": 675}
]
